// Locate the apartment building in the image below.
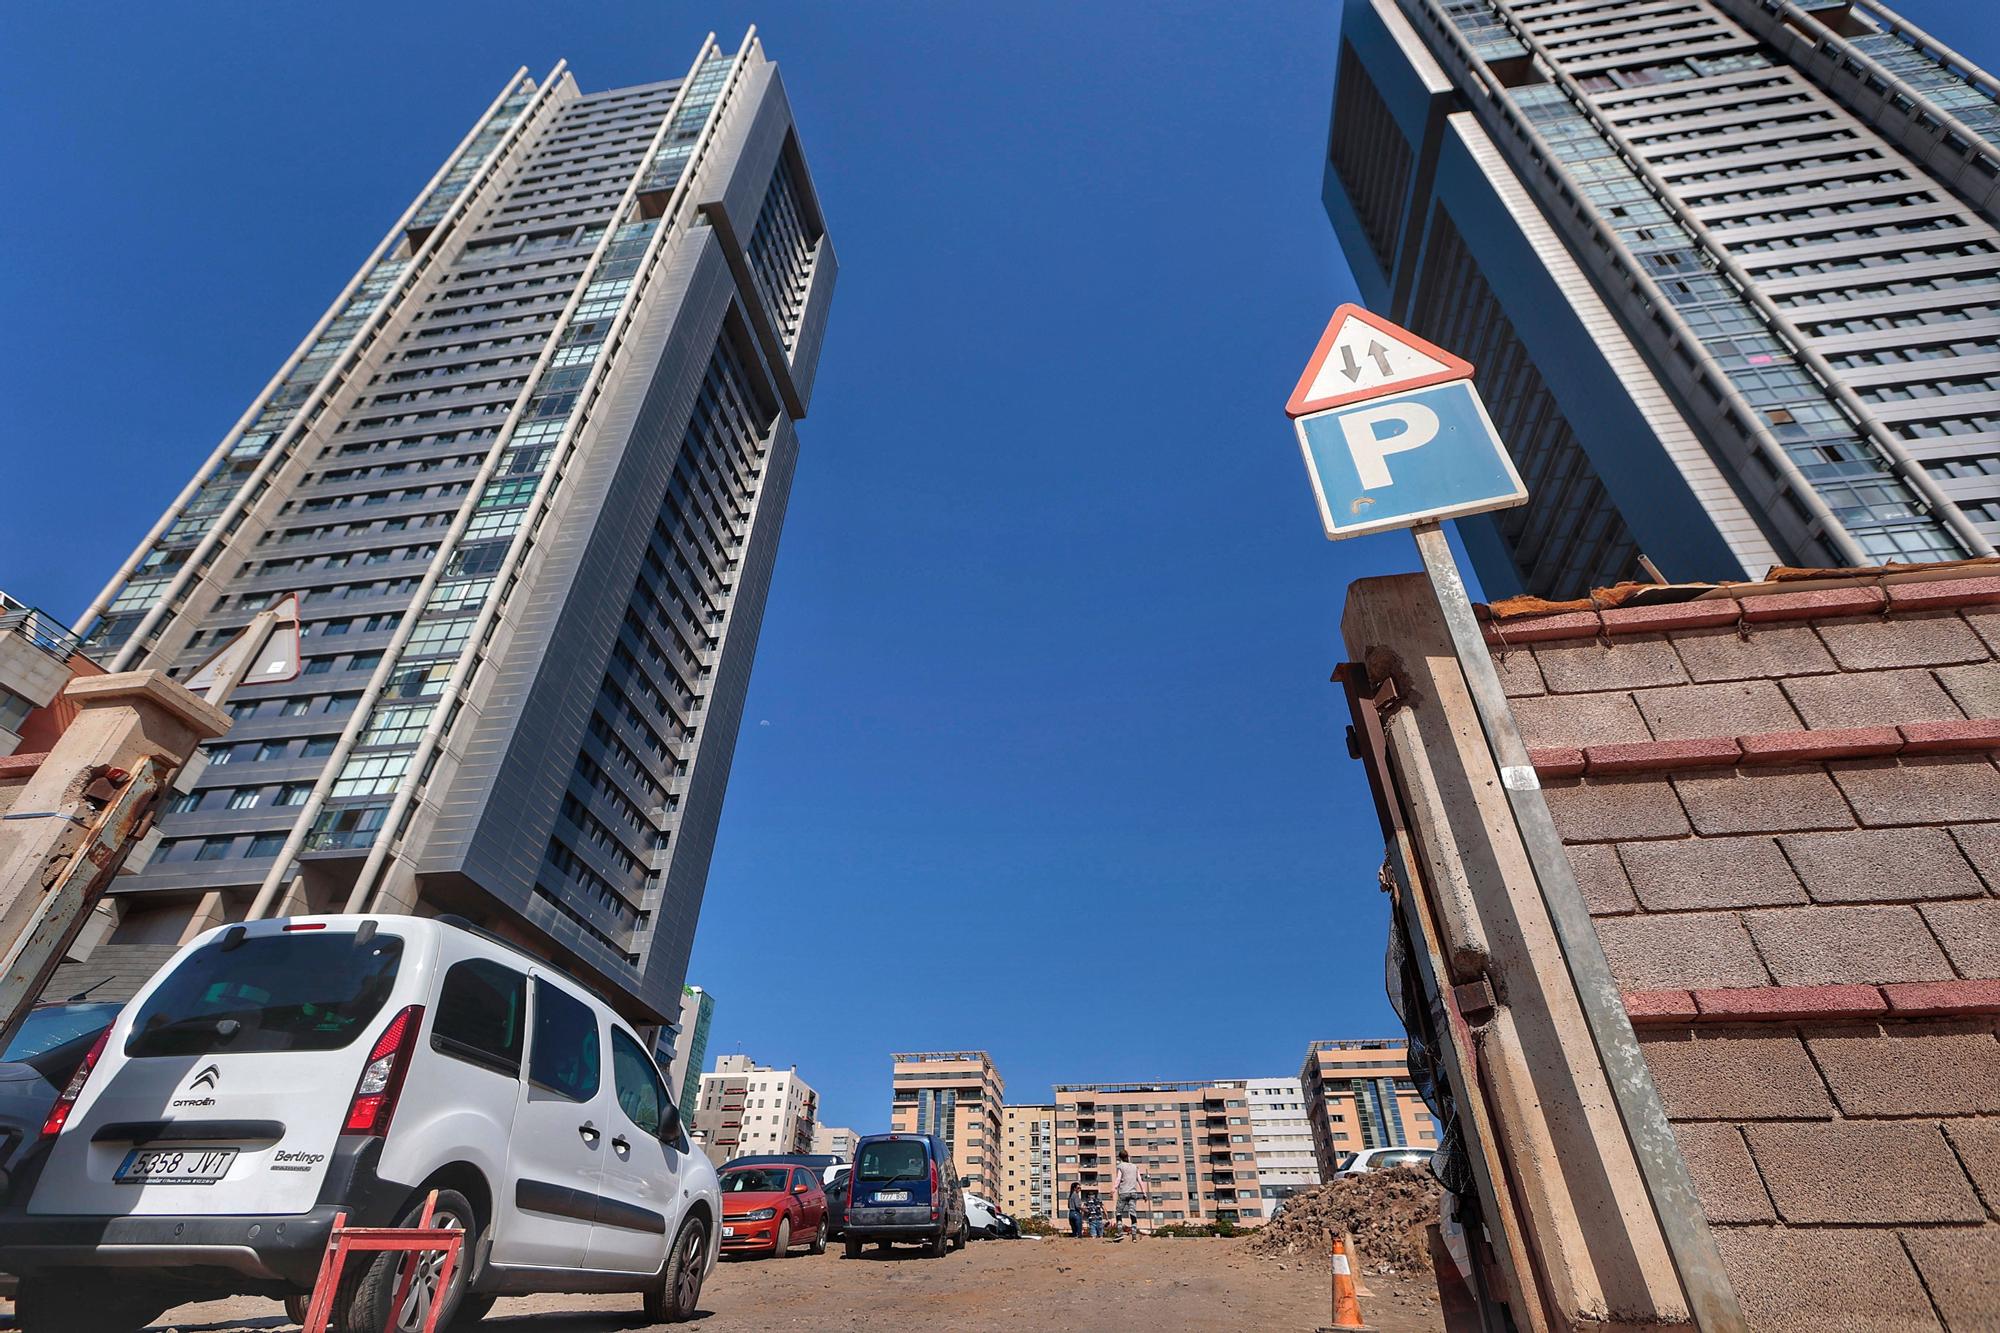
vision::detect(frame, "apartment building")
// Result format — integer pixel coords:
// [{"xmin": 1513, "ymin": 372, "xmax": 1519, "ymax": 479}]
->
[
  {"xmin": 810, "ymin": 1125, "xmax": 858, "ymax": 1160},
  {"xmin": 1247, "ymin": 1076, "xmax": 1323, "ymax": 1209},
  {"xmin": 1052, "ymin": 1081, "xmax": 1267, "ymax": 1225},
  {"xmin": 890, "ymin": 1051, "xmax": 1004, "ymax": 1196},
  {"xmin": 1323, "ymin": 0, "xmax": 2000, "ymax": 599},
  {"xmin": 1299, "ymin": 1040, "xmax": 1440, "ymax": 1181},
  {"xmin": 999, "ymin": 1103, "xmax": 1056, "ymax": 1220},
  {"xmin": 69, "ymin": 31, "xmax": 836, "ymax": 1027},
  {"xmin": 693, "ymin": 1053, "xmax": 818, "ymax": 1163},
  {"xmin": 0, "ymin": 595, "xmax": 100, "ymax": 759}
]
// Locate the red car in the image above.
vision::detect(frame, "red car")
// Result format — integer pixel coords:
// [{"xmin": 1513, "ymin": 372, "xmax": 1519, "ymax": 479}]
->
[{"xmin": 719, "ymin": 1164, "xmax": 828, "ymax": 1259}]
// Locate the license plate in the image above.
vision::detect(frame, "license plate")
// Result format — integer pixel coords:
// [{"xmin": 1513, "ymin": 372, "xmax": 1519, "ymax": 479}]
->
[
  {"xmin": 116, "ymin": 1146, "xmax": 238, "ymax": 1184},
  {"xmin": 723, "ymin": 1226, "xmax": 736, "ymax": 1237},
  {"xmin": 876, "ymin": 1190, "xmax": 910, "ymax": 1202}
]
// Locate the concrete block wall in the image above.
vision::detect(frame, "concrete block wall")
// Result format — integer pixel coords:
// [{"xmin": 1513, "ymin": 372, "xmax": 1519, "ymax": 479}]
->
[{"xmin": 1491, "ymin": 570, "xmax": 2000, "ymax": 1332}]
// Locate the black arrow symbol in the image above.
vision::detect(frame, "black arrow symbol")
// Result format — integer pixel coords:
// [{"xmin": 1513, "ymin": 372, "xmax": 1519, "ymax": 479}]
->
[
  {"xmin": 1339, "ymin": 344, "xmax": 1362, "ymax": 382},
  {"xmin": 1367, "ymin": 341, "xmax": 1392, "ymax": 376}
]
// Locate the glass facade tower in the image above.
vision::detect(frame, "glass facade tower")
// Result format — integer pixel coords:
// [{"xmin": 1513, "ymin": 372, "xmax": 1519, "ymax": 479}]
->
[
  {"xmin": 1323, "ymin": 0, "xmax": 2000, "ymax": 598},
  {"xmin": 73, "ymin": 30, "xmax": 837, "ymax": 1025}
]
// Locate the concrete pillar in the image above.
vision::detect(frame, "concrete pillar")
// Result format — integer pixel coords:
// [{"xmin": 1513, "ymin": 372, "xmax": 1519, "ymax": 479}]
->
[{"xmin": 0, "ymin": 672, "xmax": 229, "ymax": 961}]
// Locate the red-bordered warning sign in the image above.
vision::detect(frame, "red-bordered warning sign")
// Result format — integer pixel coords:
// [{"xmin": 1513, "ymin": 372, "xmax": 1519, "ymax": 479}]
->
[{"xmin": 1285, "ymin": 304, "xmax": 1475, "ymax": 418}]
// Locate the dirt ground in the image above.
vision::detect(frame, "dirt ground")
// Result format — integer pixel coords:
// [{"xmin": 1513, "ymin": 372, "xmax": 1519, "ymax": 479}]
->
[{"xmin": 121, "ymin": 1235, "xmax": 1445, "ymax": 1332}]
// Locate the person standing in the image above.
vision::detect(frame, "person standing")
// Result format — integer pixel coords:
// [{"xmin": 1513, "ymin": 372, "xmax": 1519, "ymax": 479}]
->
[
  {"xmin": 1112, "ymin": 1149, "xmax": 1147, "ymax": 1241},
  {"xmin": 1084, "ymin": 1189, "xmax": 1105, "ymax": 1238},
  {"xmin": 1067, "ymin": 1182, "xmax": 1085, "ymax": 1239}
]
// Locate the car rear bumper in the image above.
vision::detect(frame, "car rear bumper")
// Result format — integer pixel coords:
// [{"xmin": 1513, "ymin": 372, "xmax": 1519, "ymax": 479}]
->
[
  {"xmin": 843, "ymin": 1204, "xmax": 942, "ymax": 1240},
  {"xmin": 0, "ymin": 1135, "xmax": 407, "ymax": 1290}
]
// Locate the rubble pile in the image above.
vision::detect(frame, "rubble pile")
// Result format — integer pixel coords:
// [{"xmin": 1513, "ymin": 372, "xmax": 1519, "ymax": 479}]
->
[{"xmin": 1247, "ymin": 1167, "xmax": 1442, "ymax": 1275}]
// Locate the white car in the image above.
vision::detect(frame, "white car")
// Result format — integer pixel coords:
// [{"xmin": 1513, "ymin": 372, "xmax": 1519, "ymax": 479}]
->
[
  {"xmin": 1335, "ymin": 1146, "xmax": 1435, "ymax": 1177},
  {"xmin": 0, "ymin": 914, "xmax": 720, "ymax": 1333},
  {"xmin": 963, "ymin": 1191, "xmax": 1001, "ymax": 1238}
]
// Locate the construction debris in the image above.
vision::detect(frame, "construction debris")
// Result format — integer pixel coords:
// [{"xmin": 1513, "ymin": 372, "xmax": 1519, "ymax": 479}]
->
[{"xmin": 1247, "ymin": 1168, "xmax": 1442, "ymax": 1276}]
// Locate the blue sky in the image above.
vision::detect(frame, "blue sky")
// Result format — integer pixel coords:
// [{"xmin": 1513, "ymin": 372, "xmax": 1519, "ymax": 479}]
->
[{"xmin": 2, "ymin": 1, "xmax": 1989, "ymax": 1134}]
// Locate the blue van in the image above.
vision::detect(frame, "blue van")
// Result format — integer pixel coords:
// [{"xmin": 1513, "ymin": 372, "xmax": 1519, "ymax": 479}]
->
[{"xmin": 841, "ymin": 1133, "xmax": 967, "ymax": 1259}]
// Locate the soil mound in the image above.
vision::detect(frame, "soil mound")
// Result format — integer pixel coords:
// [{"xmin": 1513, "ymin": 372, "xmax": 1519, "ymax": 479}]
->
[{"xmin": 1248, "ymin": 1167, "xmax": 1441, "ymax": 1275}]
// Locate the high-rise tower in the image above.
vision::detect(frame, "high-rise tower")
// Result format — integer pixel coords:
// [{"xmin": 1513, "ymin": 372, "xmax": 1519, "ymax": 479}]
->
[
  {"xmin": 73, "ymin": 30, "xmax": 836, "ymax": 1024},
  {"xmin": 1323, "ymin": 0, "xmax": 1999, "ymax": 598}
]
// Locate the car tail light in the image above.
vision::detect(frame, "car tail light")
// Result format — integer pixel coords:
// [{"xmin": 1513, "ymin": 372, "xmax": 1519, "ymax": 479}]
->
[
  {"xmin": 930, "ymin": 1160, "xmax": 940, "ymax": 1220},
  {"xmin": 343, "ymin": 1005, "xmax": 422, "ymax": 1136},
  {"xmin": 40, "ymin": 1027, "xmax": 111, "ymax": 1140}
]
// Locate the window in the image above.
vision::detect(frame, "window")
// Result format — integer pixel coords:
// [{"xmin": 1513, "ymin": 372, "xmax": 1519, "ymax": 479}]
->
[
  {"xmin": 304, "ymin": 658, "xmax": 334, "ymax": 676},
  {"xmin": 227, "ymin": 789, "xmax": 261, "ymax": 810},
  {"xmin": 247, "ymin": 833, "xmax": 287, "ymax": 857},
  {"xmin": 194, "ymin": 837, "xmax": 233, "ymax": 861},
  {"xmin": 276, "ymin": 783, "xmax": 312, "ymax": 806},
  {"xmin": 611, "ymin": 1027, "xmax": 666, "ymax": 1135},
  {"xmin": 167, "ymin": 791, "xmax": 202, "ymax": 815},
  {"xmin": 529, "ymin": 979, "xmax": 599, "ymax": 1101},
  {"xmin": 432, "ymin": 958, "xmax": 526, "ymax": 1076},
  {"xmin": 302, "ymin": 738, "xmax": 337, "ymax": 757},
  {"xmin": 282, "ymin": 699, "xmax": 311, "ymax": 717},
  {"xmin": 125, "ymin": 929, "xmax": 403, "ymax": 1057},
  {"xmin": 0, "ymin": 689, "xmax": 32, "ymax": 733},
  {"xmin": 256, "ymin": 742, "xmax": 289, "ymax": 761}
]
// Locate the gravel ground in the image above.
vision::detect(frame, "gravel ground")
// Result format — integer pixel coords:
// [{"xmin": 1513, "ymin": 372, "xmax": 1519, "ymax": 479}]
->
[{"xmin": 112, "ymin": 1235, "xmax": 1445, "ymax": 1332}]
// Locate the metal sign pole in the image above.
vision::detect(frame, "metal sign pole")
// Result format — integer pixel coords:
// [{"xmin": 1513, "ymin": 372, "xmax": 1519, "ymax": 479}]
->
[{"xmin": 1407, "ymin": 521, "xmax": 1745, "ymax": 1333}]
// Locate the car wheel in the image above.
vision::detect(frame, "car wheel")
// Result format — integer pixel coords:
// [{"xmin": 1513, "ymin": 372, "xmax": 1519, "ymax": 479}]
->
[
  {"xmin": 809, "ymin": 1216, "xmax": 828, "ymax": 1255},
  {"xmin": 955, "ymin": 1218, "xmax": 969, "ymax": 1250},
  {"xmin": 16, "ymin": 1275, "xmax": 166, "ymax": 1333},
  {"xmin": 644, "ymin": 1214, "xmax": 709, "ymax": 1324},
  {"xmin": 843, "ymin": 1235, "xmax": 864, "ymax": 1259},
  {"xmin": 337, "ymin": 1188, "xmax": 477, "ymax": 1333},
  {"xmin": 929, "ymin": 1221, "xmax": 951, "ymax": 1258},
  {"xmin": 772, "ymin": 1216, "xmax": 792, "ymax": 1259}
]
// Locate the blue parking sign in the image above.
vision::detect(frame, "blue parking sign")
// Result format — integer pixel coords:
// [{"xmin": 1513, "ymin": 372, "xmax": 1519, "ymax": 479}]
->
[{"xmin": 1294, "ymin": 379, "xmax": 1528, "ymax": 541}]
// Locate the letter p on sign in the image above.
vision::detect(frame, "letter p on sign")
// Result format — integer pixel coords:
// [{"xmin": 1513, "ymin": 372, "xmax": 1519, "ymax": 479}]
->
[
  {"xmin": 1337, "ymin": 400, "xmax": 1439, "ymax": 489},
  {"xmin": 1293, "ymin": 379, "xmax": 1528, "ymax": 541}
]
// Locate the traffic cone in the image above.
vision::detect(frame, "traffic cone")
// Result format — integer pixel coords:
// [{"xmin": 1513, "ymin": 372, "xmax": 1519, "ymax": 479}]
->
[{"xmin": 1321, "ymin": 1232, "xmax": 1373, "ymax": 1331}]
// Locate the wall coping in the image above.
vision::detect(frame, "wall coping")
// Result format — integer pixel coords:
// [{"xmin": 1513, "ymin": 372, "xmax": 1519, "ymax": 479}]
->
[{"xmin": 1483, "ymin": 570, "xmax": 2000, "ymax": 646}]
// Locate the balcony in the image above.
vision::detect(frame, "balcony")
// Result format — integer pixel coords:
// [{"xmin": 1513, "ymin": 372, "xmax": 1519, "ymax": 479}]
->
[{"xmin": 0, "ymin": 605, "xmax": 80, "ymax": 665}]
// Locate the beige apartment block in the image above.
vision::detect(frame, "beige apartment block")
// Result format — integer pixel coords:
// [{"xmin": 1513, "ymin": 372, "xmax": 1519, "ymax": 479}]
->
[
  {"xmin": 890, "ymin": 1051, "xmax": 1004, "ymax": 1197},
  {"xmin": 999, "ymin": 1103, "xmax": 1055, "ymax": 1220},
  {"xmin": 693, "ymin": 1054, "xmax": 818, "ymax": 1165},
  {"xmin": 1053, "ymin": 1081, "xmax": 1267, "ymax": 1225},
  {"xmin": 1299, "ymin": 1039, "xmax": 1438, "ymax": 1182},
  {"xmin": 810, "ymin": 1125, "xmax": 858, "ymax": 1161}
]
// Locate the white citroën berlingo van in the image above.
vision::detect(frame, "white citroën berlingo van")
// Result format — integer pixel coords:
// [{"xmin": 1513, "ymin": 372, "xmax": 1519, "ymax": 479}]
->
[{"xmin": 0, "ymin": 914, "xmax": 720, "ymax": 1333}]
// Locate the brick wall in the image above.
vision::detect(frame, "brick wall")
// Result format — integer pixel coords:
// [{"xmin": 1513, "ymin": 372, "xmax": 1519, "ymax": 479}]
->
[{"xmin": 1491, "ymin": 571, "xmax": 2000, "ymax": 1332}]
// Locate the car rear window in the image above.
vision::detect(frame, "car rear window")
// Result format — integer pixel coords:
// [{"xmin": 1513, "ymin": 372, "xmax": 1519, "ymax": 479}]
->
[
  {"xmin": 125, "ymin": 931, "xmax": 402, "ymax": 1057},
  {"xmin": 2, "ymin": 1002, "xmax": 122, "ymax": 1063},
  {"xmin": 857, "ymin": 1139, "xmax": 928, "ymax": 1181}
]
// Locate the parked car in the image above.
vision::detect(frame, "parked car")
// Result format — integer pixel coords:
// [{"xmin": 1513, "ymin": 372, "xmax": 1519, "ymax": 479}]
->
[
  {"xmin": 0, "ymin": 914, "xmax": 721, "ymax": 1333},
  {"xmin": 727, "ymin": 1154, "xmax": 847, "ymax": 1237},
  {"xmin": 963, "ymin": 1192, "xmax": 1018, "ymax": 1239},
  {"xmin": 718, "ymin": 1163, "xmax": 827, "ymax": 1258},
  {"xmin": 841, "ymin": 1133, "xmax": 967, "ymax": 1259},
  {"xmin": 820, "ymin": 1163, "xmax": 849, "ymax": 1237},
  {"xmin": 0, "ymin": 1001, "xmax": 123, "ymax": 1201},
  {"xmin": 1335, "ymin": 1146, "xmax": 1435, "ymax": 1177}
]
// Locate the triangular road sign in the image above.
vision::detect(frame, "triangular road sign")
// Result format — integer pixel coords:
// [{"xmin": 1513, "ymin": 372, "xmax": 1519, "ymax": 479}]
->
[
  {"xmin": 1286, "ymin": 304, "xmax": 1475, "ymax": 417},
  {"xmin": 185, "ymin": 593, "xmax": 303, "ymax": 697}
]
